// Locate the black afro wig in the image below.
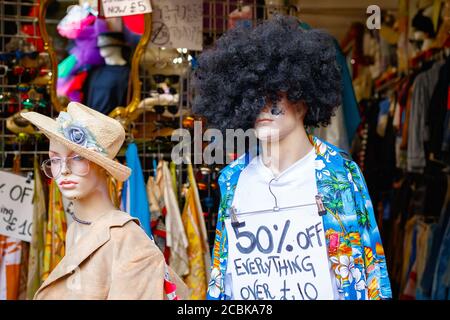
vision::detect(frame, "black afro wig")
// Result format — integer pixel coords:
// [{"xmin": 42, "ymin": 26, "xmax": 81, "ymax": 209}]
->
[{"xmin": 192, "ymin": 15, "xmax": 342, "ymax": 131}]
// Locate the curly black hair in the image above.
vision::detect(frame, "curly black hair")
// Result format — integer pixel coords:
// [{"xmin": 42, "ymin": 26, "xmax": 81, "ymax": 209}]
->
[{"xmin": 192, "ymin": 15, "xmax": 342, "ymax": 131}]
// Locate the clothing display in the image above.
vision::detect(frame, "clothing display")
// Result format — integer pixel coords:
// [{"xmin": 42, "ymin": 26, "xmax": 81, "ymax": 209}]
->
[
  {"xmin": 84, "ymin": 65, "xmax": 130, "ymax": 115},
  {"xmin": 155, "ymin": 161, "xmax": 189, "ymax": 278},
  {"xmin": 1, "ymin": 0, "xmax": 450, "ymax": 302},
  {"xmin": 182, "ymin": 163, "xmax": 210, "ymax": 300},
  {"xmin": 224, "ymin": 148, "xmax": 341, "ymax": 300},
  {"xmin": 121, "ymin": 143, "xmax": 152, "ymax": 237},
  {"xmin": 208, "ymin": 136, "xmax": 392, "ymax": 300}
]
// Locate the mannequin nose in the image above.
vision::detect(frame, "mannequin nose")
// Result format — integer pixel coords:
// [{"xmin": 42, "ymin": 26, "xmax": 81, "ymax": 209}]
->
[
  {"xmin": 260, "ymin": 103, "xmax": 272, "ymax": 114},
  {"xmin": 60, "ymin": 161, "xmax": 71, "ymax": 176}
]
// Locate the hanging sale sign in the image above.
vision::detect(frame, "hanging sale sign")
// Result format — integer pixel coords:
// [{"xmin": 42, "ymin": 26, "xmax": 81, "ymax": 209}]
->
[
  {"xmin": 101, "ymin": 0, "xmax": 152, "ymax": 18},
  {"xmin": 0, "ymin": 171, "xmax": 34, "ymax": 242},
  {"xmin": 150, "ymin": 0, "xmax": 203, "ymax": 51},
  {"xmin": 225, "ymin": 205, "xmax": 334, "ymax": 300}
]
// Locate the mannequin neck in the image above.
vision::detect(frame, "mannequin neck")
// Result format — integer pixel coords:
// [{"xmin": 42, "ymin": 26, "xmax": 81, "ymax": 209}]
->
[
  {"xmin": 421, "ymin": 38, "xmax": 434, "ymax": 51},
  {"xmin": 101, "ymin": 47, "xmax": 127, "ymax": 66},
  {"xmin": 260, "ymin": 125, "xmax": 313, "ymax": 177},
  {"xmin": 73, "ymin": 179, "xmax": 116, "ymax": 223}
]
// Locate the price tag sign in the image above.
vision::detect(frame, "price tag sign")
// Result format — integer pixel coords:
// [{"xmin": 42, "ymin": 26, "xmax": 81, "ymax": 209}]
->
[
  {"xmin": 0, "ymin": 171, "xmax": 34, "ymax": 242},
  {"xmin": 102, "ymin": 0, "xmax": 152, "ymax": 18},
  {"xmin": 225, "ymin": 206, "xmax": 334, "ymax": 300}
]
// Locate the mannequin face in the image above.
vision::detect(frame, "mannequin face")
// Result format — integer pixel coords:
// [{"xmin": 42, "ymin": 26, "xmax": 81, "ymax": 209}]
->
[
  {"xmin": 48, "ymin": 139, "xmax": 107, "ymax": 201},
  {"xmin": 99, "ymin": 46, "xmax": 121, "ymax": 59},
  {"xmin": 255, "ymin": 92, "xmax": 307, "ymax": 142}
]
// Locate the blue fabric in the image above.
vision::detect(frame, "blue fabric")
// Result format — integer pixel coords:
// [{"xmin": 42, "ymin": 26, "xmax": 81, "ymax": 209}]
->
[
  {"xmin": 421, "ymin": 205, "xmax": 450, "ymax": 299},
  {"xmin": 334, "ymin": 40, "xmax": 361, "ymax": 146},
  {"xmin": 416, "ymin": 223, "xmax": 438, "ymax": 300},
  {"xmin": 432, "ymin": 212, "xmax": 450, "ymax": 300},
  {"xmin": 124, "ymin": 143, "xmax": 152, "ymax": 238}
]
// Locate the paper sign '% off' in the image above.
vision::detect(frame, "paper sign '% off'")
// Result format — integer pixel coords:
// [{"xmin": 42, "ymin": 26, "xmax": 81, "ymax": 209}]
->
[
  {"xmin": 0, "ymin": 171, "xmax": 34, "ymax": 242},
  {"xmin": 225, "ymin": 205, "xmax": 334, "ymax": 300}
]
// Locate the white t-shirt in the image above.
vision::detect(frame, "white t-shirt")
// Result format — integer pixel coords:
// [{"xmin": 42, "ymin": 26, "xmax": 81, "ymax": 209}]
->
[{"xmin": 225, "ymin": 147, "xmax": 341, "ymax": 300}]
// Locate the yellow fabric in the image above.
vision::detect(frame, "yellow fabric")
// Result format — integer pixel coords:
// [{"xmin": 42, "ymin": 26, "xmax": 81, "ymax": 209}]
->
[
  {"xmin": 42, "ymin": 180, "xmax": 67, "ymax": 281},
  {"xmin": 181, "ymin": 164, "xmax": 210, "ymax": 300},
  {"xmin": 170, "ymin": 162, "xmax": 178, "ymax": 202},
  {"xmin": 26, "ymin": 158, "xmax": 47, "ymax": 299}
]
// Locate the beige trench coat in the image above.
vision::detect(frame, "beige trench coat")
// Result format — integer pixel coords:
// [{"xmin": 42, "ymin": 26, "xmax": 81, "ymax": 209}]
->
[{"xmin": 34, "ymin": 210, "xmax": 189, "ymax": 300}]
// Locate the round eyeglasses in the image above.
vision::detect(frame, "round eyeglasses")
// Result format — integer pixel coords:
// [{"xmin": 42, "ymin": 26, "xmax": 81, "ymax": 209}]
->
[{"xmin": 41, "ymin": 155, "xmax": 90, "ymax": 179}]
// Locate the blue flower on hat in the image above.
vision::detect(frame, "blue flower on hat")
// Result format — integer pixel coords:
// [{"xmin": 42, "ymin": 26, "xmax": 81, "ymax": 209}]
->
[{"xmin": 56, "ymin": 112, "xmax": 107, "ymax": 155}]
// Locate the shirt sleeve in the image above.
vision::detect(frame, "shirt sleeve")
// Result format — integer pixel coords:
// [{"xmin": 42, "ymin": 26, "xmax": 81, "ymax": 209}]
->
[{"xmin": 347, "ymin": 160, "xmax": 393, "ymax": 300}]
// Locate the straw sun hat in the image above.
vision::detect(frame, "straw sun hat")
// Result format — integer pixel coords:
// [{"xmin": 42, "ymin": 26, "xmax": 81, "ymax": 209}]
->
[{"xmin": 21, "ymin": 101, "xmax": 131, "ymax": 181}]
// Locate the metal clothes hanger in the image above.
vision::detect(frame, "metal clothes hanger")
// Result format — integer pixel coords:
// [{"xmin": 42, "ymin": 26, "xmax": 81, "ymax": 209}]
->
[{"xmin": 229, "ymin": 178, "xmax": 327, "ymax": 227}]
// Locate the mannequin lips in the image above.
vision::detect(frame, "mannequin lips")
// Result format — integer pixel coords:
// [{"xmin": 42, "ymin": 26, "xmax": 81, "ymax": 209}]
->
[
  {"xmin": 255, "ymin": 118, "xmax": 274, "ymax": 125},
  {"xmin": 59, "ymin": 180, "xmax": 78, "ymax": 189}
]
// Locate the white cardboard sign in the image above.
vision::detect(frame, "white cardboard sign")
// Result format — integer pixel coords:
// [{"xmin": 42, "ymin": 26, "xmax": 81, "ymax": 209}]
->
[
  {"xmin": 102, "ymin": 0, "xmax": 152, "ymax": 18},
  {"xmin": 0, "ymin": 171, "xmax": 34, "ymax": 242},
  {"xmin": 150, "ymin": 0, "xmax": 203, "ymax": 51},
  {"xmin": 225, "ymin": 206, "xmax": 334, "ymax": 300}
]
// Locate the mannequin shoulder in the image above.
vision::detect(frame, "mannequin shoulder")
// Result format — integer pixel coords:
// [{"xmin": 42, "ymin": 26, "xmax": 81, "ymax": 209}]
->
[{"xmin": 108, "ymin": 210, "xmax": 159, "ymax": 254}]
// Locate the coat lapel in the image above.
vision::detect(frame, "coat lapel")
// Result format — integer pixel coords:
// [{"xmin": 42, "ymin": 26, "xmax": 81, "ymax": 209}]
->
[{"xmin": 35, "ymin": 211, "xmax": 138, "ymax": 297}]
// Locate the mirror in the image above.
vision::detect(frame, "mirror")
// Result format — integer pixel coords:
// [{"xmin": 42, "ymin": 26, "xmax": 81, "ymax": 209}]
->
[{"xmin": 39, "ymin": 0, "xmax": 151, "ymax": 124}]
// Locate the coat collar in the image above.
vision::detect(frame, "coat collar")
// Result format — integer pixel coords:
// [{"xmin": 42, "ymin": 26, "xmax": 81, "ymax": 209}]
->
[{"xmin": 35, "ymin": 210, "xmax": 139, "ymax": 297}]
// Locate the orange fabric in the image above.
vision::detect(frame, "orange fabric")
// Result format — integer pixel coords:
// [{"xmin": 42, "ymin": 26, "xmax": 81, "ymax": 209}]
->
[{"xmin": 0, "ymin": 236, "xmax": 22, "ymax": 300}]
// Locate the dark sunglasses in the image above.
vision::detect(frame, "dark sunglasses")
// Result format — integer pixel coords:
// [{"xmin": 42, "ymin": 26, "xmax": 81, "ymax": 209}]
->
[
  {"xmin": 153, "ymin": 105, "xmax": 179, "ymax": 115},
  {"xmin": 152, "ymin": 74, "xmax": 180, "ymax": 84},
  {"xmin": 0, "ymin": 50, "xmax": 39, "ymax": 62}
]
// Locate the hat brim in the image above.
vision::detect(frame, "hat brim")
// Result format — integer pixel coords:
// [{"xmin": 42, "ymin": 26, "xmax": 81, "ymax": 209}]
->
[{"xmin": 21, "ymin": 112, "xmax": 131, "ymax": 182}]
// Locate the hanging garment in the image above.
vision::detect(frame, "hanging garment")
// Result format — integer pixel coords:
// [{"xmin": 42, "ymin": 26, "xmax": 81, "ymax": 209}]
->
[
  {"xmin": 122, "ymin": 143, "xmax": 152, "ymax": 238},
  {"xmin": 407, "ymin": 60, "xmax": 445, "ymax": 172},
  {"xmin": 0, "ymin": 154, "xmax": 24, "ymax": 299},
  {"xmin": 427, "ymin": 56, "xmax": 450, "ymax": 160},
  {"xmin": 84, "ymin": 64, "xmax": 130, "ymax": 115},
  {"xmin": 0, "ymin": 236, "xmax": 22, "ymax": 300},
  {"xmin": 170, "ymin": 162, "xmax": 178, "ymax": 202},
  {"xmin": 181, "ymin": 163, "xmax": 210, "ymax": 300},
  {"xmin": 26, "ymin": 158, "xmax": 47, "ymax": 299},
  {"xmin": 432, "ymin": 204, "xmax": 450, "ymax": 300},
  {"xmin": 42, "ymin": 180, "xmax": 67, "ymax": 281},
  {"xmin": 11, "ymin": 154, "xmax": 29, "ymax": 300},
  {"xmin": 421, "ymin": 177, "xmax": 450, "ymax": 298},
  {"xmin": 416, "ymin": 220, "xmax": 438, "ymax": 299},
  {"xmin": 147, "ymin": 176, "xmax": 167, "ymax": 254},
  {"xmin": 156, "ymin": 161, "xmax": 189, "ymax": 277},
  {"xmin": 400, "ymin": 216, "xmax": 419, "ymax": 293}
]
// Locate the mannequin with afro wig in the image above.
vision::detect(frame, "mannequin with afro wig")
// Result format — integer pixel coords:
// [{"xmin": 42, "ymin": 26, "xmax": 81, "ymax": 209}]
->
[{"xmin": 192, "ymin": 14, "xmax": 342, "ymax": 131}]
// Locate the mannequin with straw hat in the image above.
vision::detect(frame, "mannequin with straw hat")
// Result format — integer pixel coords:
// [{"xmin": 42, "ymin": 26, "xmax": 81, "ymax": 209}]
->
[{"xmin": 21, "ymin": 102, "xmax": 189, "ymax": 300}]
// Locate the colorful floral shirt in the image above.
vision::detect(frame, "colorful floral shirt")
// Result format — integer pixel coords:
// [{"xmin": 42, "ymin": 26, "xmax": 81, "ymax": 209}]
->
[{"xmin": 207, "ymin": 135, "xmax": 392, "ymax": 300}]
